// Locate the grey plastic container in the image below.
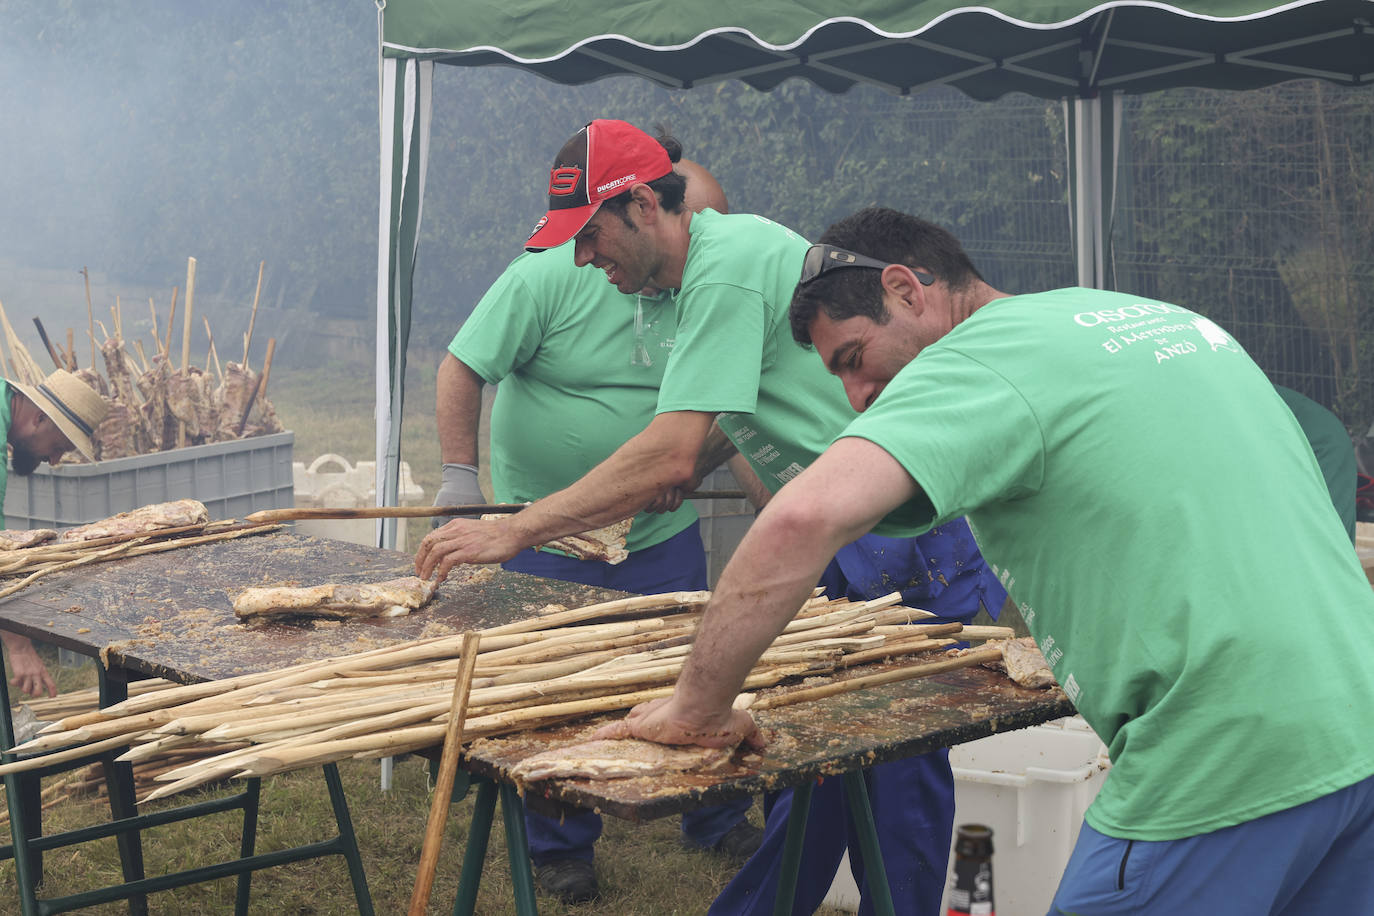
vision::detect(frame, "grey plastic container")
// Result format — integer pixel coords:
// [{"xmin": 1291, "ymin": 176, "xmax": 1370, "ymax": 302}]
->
[{"xmin": 4, "ymin": 432, "xmax": 294, "ymax": 529}]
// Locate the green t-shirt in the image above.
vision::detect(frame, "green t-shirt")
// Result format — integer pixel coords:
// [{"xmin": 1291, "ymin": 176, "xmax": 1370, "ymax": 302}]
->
[
  {"xmin": 659, "ymin": 209, "xmax": 856, "ymax": 491},
  {"xmin": 1275, "ymin": 385, "xmax": 1356, "ymax": 542},
  {"xmin": 842, "ymin": 288, "xmax": 1374, "ymax": 841},
  {"xmin": 448, "ymin": 243, "xmax": 697, "ymax": 553}
]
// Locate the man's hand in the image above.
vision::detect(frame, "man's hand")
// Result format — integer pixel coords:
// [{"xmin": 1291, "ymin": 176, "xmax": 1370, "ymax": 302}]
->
[
  {"xmin": 643, "ymin": 486, "xmax": 686, "ymax": 515},
  {"xmin": 415, "ymin": 517, "xmax": 525, "ymax": 583},
  {"xmin": 431, "ymin": 463, "xmax": 484, "ymax": 529},
  {"xmin": 589, "ymin": 696, "xmax": 764, "ymax": 750},
  {"xmin": 5, "ymin": 638, "xmax": 56, "ymax": 699}
]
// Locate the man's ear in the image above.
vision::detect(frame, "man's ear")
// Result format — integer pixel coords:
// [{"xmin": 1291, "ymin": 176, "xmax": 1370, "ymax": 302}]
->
[
  {"xmin": 628, "ymin": 183, "xmax": 660, "ymax": 222},
  {"xmin": 880, "ymin": 264, "xmax": 929, "ymax": 315}
]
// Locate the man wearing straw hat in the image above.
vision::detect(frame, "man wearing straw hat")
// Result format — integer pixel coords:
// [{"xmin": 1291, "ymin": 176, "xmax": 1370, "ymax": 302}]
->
[{"xmin": 1, "ymin": 369, "xmax": 108, "ymax": 697}]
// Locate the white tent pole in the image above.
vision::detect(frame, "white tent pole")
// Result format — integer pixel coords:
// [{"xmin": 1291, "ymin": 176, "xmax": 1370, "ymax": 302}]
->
[
  {"xmin": 377, "ymin": 57, "xmax": 398, "ymax": 549},
  {"xmin": 1072, "ymin": 95, "xmax": 1105, "ymax": 289}
]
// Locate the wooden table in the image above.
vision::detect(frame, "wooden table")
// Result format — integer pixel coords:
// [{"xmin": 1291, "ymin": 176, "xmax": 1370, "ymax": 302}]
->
[
  {"xmin": 0, "ymin": 530, "xmax": 623, "ymax": 916},
  {"xmin": 1, "ymin": 530, "xmax": 1075, "ymax": 916}
]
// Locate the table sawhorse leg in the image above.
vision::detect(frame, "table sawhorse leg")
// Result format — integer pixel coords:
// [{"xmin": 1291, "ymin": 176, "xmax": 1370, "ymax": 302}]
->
[
  {"xmin": 772, "ymin": 771, "xmax": 896, "ymax": 916},
  {"xmin": 449, "ymin": 775, "xmax": 539, "ymax": 916}
]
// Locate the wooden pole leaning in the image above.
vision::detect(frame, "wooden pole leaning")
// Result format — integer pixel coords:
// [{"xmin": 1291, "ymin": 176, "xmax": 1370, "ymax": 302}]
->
[{"xmin": 409, "ymin": 631, "xmax": 481, "ymax": 916}]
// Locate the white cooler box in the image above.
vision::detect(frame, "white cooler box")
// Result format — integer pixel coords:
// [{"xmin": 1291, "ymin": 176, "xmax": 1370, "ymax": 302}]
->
[
  {"xmin": 823, "ymin": 715, "xmax": 1110, "ymax": 916},
  {"xmin": 292, "ymin": 454, "xmax": 425, "ymax": 551}
]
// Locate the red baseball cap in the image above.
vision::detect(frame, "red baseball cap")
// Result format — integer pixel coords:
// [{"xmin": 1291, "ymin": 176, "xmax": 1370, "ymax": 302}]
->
[{"xmin": 525, "ymin": 120, "xmax": 673, "ymax": 252}]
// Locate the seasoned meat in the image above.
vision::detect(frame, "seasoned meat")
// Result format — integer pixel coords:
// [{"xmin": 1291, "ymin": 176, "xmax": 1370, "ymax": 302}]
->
[
  {"xmin": 58, "ymin": 499, "xmax": 210, "ymax": 543},
  {"xmin": 509, "ymin": 737, "xmax": 736, "ymax": 781},
  {"xmin": 233, "ymin": 576, "xmax": 438, "ymax": 621}
]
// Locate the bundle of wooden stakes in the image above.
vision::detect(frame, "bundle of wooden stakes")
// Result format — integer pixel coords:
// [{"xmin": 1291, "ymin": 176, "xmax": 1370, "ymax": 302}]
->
[
  {"xmin": 9, "ymin": 257, "xmax": 283, "ymax": 461},
  {"xmin": 0, "ymin": 521, "xmax": 281, "ymax": 601},
  {"xmin": 1, "ymin": 590, "xmax": 1013, "ymax": 802}
]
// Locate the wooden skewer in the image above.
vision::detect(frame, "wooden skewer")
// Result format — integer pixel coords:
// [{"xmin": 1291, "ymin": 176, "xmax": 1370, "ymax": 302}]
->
[
  {"xmin": 236, "ymin": 337, "xmax": 274, "ymax": 436},
  {"xmin": 178, "ymin": 257, "xmax": 196, "ymax": 448},
  {"xmin": 243, "ymin": 493, "xmax": 747, "ymax": 525},
  {"xmin": 163, "ymin": 286, "xmax": 178, "ymax": 357},
  {"xmin": 752, "ymin": 646, "xmax": 1004, "ymax": 710},
  {"xmin": 82, "ymin": 266, "xmax": 95, "ymax": 369},
  {"xmin": 244, "ymin": 260, "xmax": 264, "ymax": 368},
  {"xmin": 203, "ymin": 316, "xmax": 222, "ymax": 381},
  {"xmin": 31, "ymin": 317, "xmax": 63, "ymax": 370},
  {"xmin": 409, "ymin": 632, "xmax": 481, "ymax": 916},
  {"xmin": 65, "ymin": 328, "xmax": 76, "ymax": 370},
  {"xmin": 133, "ymin": 340, "xmax": 151, "ymax": 374}
]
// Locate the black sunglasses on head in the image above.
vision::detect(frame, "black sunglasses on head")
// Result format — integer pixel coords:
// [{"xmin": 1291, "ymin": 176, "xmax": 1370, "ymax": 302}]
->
[{"xmin": 798, "ymin": 244, "xmax": 935, "ymax": 287}]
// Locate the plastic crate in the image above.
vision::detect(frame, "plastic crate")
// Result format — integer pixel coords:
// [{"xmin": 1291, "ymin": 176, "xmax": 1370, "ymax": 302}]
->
[
  {"xmin": 4, "ymin": 432, "xmax": 295, "ymax": 528},
  {"xmin": 823, "ymin": 716, "xmax": 1110, "ymax": 916}
]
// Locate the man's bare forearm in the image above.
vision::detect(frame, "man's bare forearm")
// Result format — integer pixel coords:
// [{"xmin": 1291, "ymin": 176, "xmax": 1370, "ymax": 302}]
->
[
  {"xmin": 505, "ymin": 410, "xmax": 718, "ymax": 547},
  {"xmin": 693, "ymin": 421, "xmax": 739, "ymax": 484},
  {"xmin": 436, "ymin": 354, "xmax": 484, "ymax": 466}
]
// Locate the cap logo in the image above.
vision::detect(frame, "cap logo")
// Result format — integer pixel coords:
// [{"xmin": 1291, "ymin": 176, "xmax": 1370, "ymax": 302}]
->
[
  {"xmin": 549, "ymin": 167, "xmax": 582, "ymax": 197},
  {"xmin": 526, "ymin": 215, "xmax": 549, "ymax": 241},
  {"xmin": 596, "ymin": 174, "xmax": 637, "ymax": 195}
]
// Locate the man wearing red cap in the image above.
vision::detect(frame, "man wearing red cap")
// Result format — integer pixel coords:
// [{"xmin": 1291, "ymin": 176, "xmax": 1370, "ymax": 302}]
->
[
  {"xmin": 1, "ymin": 370, "xmax": 109, "ymax": 698},
  {"xmin": 417, "ymin": 120, "xmax": 1006, "ymax": 915},
  {"xmin": 432, "ymin": 158, "xmax": 762, "ymax": 903}
]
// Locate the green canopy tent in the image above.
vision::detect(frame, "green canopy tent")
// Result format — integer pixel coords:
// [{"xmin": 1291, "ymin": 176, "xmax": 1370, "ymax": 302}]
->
[{"xmin": 374, "ymin": 0, "xmax": 1373, "ymax": 545}]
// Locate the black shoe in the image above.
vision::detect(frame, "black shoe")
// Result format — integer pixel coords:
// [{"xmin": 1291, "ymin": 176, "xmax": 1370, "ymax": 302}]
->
[
  {"xmin": 708, "ymin": 821, "xmax": 765, "ymax": 863},
  {"xmin": 534, "ymin": 858, "xmax": 599, "ymax": 904}
]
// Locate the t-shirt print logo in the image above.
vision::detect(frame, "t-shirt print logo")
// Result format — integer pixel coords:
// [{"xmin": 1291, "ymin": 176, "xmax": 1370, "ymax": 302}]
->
[{"xmin": 1193, "ymin": 317, "xmax": 1238, "ymax": 352}]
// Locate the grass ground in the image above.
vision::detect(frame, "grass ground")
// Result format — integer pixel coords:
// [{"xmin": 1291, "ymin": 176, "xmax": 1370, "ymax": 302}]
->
[{"xmin": 2, "ymin": 361, "xmax": 855, "ymax": 914}]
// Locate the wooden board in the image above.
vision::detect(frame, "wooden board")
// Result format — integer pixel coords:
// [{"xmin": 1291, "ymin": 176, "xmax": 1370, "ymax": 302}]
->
[
  {"xmin": 0, "ymin": 531, "xmax": 623, "ymax": 683},
  {"xmin": 462, "ymin": 665, "xmax": 1075, "ymax": 822}
]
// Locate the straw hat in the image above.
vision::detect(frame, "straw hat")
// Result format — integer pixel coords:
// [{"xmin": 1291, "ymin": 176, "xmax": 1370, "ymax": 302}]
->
[{"xmin": 10, "ymin": 370, "xmax": 108, "ymax": 461}]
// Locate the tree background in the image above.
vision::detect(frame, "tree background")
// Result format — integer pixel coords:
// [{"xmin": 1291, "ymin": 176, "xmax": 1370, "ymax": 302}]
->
[{"xmin": 2, "ymin": 0, "xmax": 1370, "ymax": 433}]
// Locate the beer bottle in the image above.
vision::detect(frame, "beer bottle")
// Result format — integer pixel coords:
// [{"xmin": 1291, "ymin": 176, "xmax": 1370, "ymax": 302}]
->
[{"xmin": 947, "ymin": 823, "xmax": 995, "ymax": 916}]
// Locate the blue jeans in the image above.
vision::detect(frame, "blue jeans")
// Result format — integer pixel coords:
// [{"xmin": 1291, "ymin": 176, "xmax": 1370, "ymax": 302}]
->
[
  {"xmin": 1049, "ymin": 772, "xmax": 1374, "ymax": 915},
  {"xmin": 504, "ymin": 522, "xmax": 754, "ymax": 862}
]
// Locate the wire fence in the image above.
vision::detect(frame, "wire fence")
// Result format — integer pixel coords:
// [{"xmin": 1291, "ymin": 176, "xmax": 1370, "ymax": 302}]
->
[{"xmin": 870, "ymin": 83, "xmax": 1374, "ymax": 440}]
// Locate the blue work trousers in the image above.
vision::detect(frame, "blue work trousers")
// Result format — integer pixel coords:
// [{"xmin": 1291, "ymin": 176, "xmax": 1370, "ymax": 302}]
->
[
  {"xmin": 712, "ymin": 526, "xmax": 999, "ymax": 915},
  {"xmin": 1049, "ymin": 772, "xmax": 1374, "ymax": 915},
  {"xmin": 709, "ymin": 751, "xmax": 956, "ymax": 916},
  {"xmin": 504, "ymin": 521, "xmax": 753, "ymax": 862}
]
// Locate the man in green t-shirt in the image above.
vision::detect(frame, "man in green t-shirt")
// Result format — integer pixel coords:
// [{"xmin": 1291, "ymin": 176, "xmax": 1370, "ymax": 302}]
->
[
  {"xmin": 419, "ymin": 121, "xmax": 1008, "ymax": 916},
  {"xmin": 431, "ymin": 160, "xmax": 761, "ymax": 904},
  {"xmin": 596, "ymin": 207, "xmax": 1374, "ymax": 914},
  {"xmin": 0, "ymin": 370, "xmax": 109, "ymax": 699}
]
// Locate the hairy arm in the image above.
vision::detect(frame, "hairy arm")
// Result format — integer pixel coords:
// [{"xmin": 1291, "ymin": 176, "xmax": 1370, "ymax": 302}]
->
[
  {"xmin": 435, "ymin": 354, "xmax": 484, "ymax": 467},
  {"xmin": 593, "ymin": 436, "xmax": 922, "ymax": 747}
]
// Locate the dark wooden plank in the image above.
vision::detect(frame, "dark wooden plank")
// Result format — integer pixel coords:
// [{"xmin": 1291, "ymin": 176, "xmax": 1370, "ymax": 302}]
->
[
  {"xmin": 0, "ymin": 531, "xmax": 624, "ymax": 682},
  {"xmin": 462, "ymin": 666, "xmax": 1075, "ymax": 822}
]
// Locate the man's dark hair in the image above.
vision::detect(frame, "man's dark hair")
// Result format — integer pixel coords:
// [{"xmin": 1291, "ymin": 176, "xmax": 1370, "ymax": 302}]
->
[
  {"xmin": 600, "ymin": 129, "xmax": 687, "ymax": 227},
  {"xmin": 790, "ymin": 207, "xmax": 984, "ymax": 346}
]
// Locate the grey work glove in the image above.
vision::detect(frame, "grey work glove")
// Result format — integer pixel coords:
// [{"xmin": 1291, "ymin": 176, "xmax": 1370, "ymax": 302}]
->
[{"xmin": 432, "ymin": 463, "xmax": 484, "ymax": 529}]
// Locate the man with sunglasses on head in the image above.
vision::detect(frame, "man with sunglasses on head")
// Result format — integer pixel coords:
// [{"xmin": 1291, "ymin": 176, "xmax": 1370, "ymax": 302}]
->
[
  {"xmin": 596, "ymin": 206, "xmax": 1374, "ymax": 915},
  {"xmin": 417, "ymin": 120, "xmax": 1006, "ymax": 915}
]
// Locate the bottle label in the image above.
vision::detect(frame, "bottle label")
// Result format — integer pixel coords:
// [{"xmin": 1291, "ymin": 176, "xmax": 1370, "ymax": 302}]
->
[{"xmin": 947, "ymin": 858, "xmax": 994, "ymax": 916}]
